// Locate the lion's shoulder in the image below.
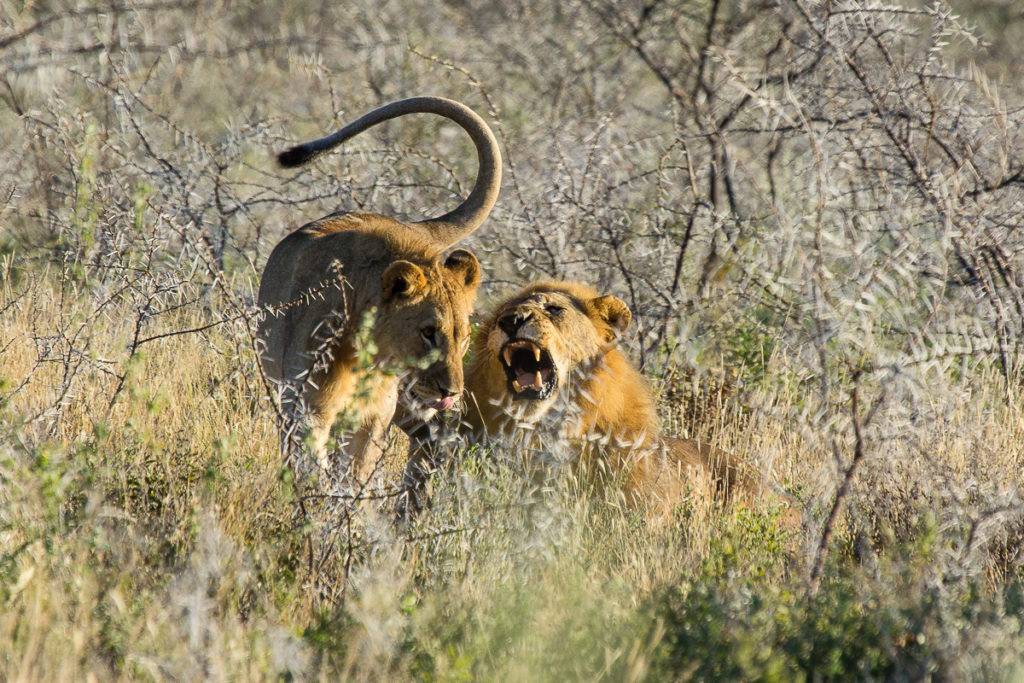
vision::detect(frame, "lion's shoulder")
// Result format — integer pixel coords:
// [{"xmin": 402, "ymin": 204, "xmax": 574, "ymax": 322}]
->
[{"xmin": 581, "ymin": 345, "xmax": 660, "ymax": 441}]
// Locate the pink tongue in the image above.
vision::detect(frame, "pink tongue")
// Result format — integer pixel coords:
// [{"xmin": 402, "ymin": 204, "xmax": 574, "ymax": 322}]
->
[
  {"xmin": 517, "ymin": 371, "xmax": 541, "ymax": 390},
  {"xmin": 431, "ymin": 395, "xmax": 457, "ymax": 411}
]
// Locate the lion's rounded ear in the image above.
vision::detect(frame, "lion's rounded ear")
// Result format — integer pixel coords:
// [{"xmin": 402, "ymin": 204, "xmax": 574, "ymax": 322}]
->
[
  {"xmin": 590, "ymin": 295, "xmax": 631, "ymax": 340},
  {"xmin": 382, "ymin": 261, "xmax": 427, "ymax": 302},
  {"xmin": 444, "ymin": 249, "xmax": 481, "ymax": 289}
]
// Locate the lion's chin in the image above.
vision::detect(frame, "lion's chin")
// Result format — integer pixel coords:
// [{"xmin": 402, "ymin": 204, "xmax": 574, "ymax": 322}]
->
[{"xmin": 499, "ymin": 339, "xmax": 558, "ymax": 401}]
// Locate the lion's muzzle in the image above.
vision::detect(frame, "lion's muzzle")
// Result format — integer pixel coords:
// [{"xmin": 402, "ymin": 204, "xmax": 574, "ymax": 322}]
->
[{"xmin": 430, "ymin": 395, "xmax": 458, "ymax": 411}]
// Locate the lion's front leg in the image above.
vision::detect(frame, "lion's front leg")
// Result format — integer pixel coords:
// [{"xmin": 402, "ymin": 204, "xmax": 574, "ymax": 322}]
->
[
  {"xmin": 342, "ymin": 374, "xmax": 400, "ymax": 484},
  {"xmin": 392, "ymin": 407, "xmax": 453, "ymax": 521},
  {"xmin": 343, "ymin": 423, "xmax": 388, "ymax": 484}
]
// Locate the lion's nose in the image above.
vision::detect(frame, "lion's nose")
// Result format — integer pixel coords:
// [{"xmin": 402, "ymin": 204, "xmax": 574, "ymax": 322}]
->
[{"xmin": 497, "ymin": 312, "xmax": 529, "ymax": 336}]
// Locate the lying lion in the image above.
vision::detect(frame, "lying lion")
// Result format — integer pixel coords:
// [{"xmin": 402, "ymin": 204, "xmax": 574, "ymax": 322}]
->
[
  {"xmin": 463, "ymin": 280, "xmax": 789, "ymax": 521},
  {"xmin": 258, "ymin": 97, "xmax": 501, "ymax": 484}
]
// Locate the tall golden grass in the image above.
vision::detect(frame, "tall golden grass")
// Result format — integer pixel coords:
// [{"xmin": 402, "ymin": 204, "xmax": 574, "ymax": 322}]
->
[{"xmin": 2, "ymin": 272, "xmax": 1022, "ymax": 679}]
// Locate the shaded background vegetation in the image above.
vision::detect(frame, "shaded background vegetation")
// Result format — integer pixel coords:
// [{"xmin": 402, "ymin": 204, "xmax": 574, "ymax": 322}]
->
[{"xmin": 2, "ymin": 0, "xmax": 1024, "ymax": 679}]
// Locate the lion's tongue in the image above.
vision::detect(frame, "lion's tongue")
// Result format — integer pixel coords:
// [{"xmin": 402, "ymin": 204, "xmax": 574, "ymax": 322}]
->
[
  {"xmin": 431, "ymin": 395, "xmax": 457, "ymax": 411},
  {"xmin": 516, "ymin": 370, "xmax": 543, "ymax": 391}
]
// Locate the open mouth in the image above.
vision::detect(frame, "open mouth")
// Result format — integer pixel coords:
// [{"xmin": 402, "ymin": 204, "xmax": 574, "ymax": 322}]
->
[{"xmin": 500, "ymin": 339, "xmax": 557, "ymax": 400}]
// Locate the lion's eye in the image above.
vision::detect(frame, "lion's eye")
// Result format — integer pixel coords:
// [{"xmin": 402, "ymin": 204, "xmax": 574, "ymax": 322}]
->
[
  {"xmin": 421, "ymin": 326, "xmax": 438, "ymax": 345},
  {"xmin": 545, "ymin": 304, "xmax": 564, "ymax": 316}
]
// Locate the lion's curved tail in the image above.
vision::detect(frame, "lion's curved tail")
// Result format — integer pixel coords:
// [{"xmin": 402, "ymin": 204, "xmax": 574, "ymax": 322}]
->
[{"xmin": 278, "ymin": 96, "xmax": 502, "ymax": 248}]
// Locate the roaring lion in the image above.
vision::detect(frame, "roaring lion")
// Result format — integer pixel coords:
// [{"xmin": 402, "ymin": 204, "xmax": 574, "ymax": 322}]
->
[
  {"xmin": 463, "ymin": 280, "xmax": 785, "ymax": 520},
  {"xmin": 257, "ymin": 97, "xmax": 501, "ymax": 483}
]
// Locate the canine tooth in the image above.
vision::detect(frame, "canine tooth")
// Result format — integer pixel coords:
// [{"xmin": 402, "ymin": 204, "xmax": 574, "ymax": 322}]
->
[
  {"xmin": 533, "ymin": 346, "xmax": 541, "ymax": 362},
  {"xmin": 504, "ymin": 347, "xmax": 513, "ymax": 365},
  {"xmin": 512, "ymin": 379, "xmax": 523, "ymax": 392},
  {"xmin": 535, "ymin": 371, "xmax": 543, "ymax": 387}
]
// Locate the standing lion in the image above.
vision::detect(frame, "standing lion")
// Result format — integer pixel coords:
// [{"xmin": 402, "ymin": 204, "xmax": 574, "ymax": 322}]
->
[{"xmin": 257, "ymin": 97, "xmax": 501, "ymax": 485}]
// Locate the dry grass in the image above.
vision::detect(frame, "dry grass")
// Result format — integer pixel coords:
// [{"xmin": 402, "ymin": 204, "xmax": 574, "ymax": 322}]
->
[
  {"xmin": 2, "ymin": 273, "xmax": 1022, "ymax": 679},
  {"xmin": 3, "ymin": 0, "xmax": 1024, "ymax": 679}
]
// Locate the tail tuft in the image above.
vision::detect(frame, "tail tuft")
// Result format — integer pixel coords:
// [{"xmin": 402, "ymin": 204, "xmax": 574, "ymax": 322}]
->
[{"xmin": 277, "ymin": 145, "xmax": 317, "ymax": 168}]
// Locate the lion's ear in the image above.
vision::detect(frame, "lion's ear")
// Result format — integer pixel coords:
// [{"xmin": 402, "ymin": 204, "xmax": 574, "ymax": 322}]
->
[
  {"xmin": 444, "ymin": 249, "xmax": 481, "ymax": 289},
  {"xmin": 589, "ymin": 295, "xmax": 631, "ymax": 341},
  {"xmin": 382, "ymin": 261, "xmax": 428, "ymax": 302}
]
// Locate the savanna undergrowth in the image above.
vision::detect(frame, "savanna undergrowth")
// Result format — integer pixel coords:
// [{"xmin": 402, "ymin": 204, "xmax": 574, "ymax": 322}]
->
[{"xmin": 3, "ymin": 0, "xmax": 1024, "ymax": 679}]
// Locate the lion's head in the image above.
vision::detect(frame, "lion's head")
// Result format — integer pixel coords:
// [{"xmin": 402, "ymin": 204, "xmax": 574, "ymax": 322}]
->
[
  {"xmin": 467, "ymin": 280, "xmax": 632, "ymax": 427},
  {"xmin": 375, "ymin": 248, "xmax": 481, "ymax": 417}
]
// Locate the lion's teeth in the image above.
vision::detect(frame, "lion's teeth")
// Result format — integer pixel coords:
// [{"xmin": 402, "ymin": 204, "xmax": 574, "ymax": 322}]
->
[
  {"xmin": 533, "ymin": 346, "xmax": 540, "ymax": 362},
  {"xmin": 535, "ymin": 371, "xmax": 543, "ymax": 387},
  {"xmin": 512, "ymin": 379, "xmax": 523, "ymax": 392},
  {"xmin": 504, "ymin": 347, "xmax": 513, "ymax": 365}
]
